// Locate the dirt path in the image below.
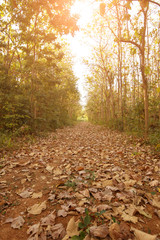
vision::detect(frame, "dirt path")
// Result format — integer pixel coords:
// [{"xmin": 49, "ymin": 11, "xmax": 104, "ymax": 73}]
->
[{"xmin": 0, "ymin": 122, "xmax": 160, "ymax": 240}]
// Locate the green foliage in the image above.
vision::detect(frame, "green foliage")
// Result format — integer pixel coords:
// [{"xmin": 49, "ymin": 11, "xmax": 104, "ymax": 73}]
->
[
  {"xmin": 71, "ymin": 208, "xmax": 106, "ymax": 240},
  {"xmin": 65, "ymin": 180, "xmax": 77, "ymax": 190},
  {"xmin": 0, "ymin": 0, "xmax": 81, "ymax": 144},
  {"xmin": 0, "ymin": 133, "xmax": 13, "ymax": 149},
  {"xmin": 71, "ymin": 209, "xmax": 91, "ymax": 240}
]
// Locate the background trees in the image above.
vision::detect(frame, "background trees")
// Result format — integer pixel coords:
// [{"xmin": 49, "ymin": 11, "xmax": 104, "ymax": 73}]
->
[
  {"xmin": 86, "ymin": 0, "xmax": 160, "ymax": 143},
  {"xmin": 0, "ymin": 0, "xmax": 81, "ymax": 135}
]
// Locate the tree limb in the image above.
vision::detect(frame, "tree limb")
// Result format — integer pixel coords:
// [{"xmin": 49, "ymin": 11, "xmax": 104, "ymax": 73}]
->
[{"xmin": 119, "ymin": 38, "xmax": 142, "ymax": 53}]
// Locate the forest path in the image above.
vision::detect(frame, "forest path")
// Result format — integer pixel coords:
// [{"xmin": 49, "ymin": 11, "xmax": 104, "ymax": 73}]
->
[{"xmin": 0, "ymin": 122, "xmax": 160, "ymax": 240}]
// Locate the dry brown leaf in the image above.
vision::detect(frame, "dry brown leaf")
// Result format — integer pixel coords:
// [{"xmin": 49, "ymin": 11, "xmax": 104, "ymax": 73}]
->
[
  {"xmin": 48, "ymin": 193, "xmax": 56, "ymax": 201},
  {"xmin": 125, "ymin": 204, "xmax": 136, "ymax": 216},
  {"xmin": 136, "ymin": 206, "xmax": 152, "ymax": 218},
  {"xmin": 109, "ymin": 222, "xmax": 131, "ymax": 240},
  {"xmin": 27, "ymin": 200, "xmax": 47, "ymax": 215},
  {"xmin": 41, "ymin": 211, "xmax": 56, "ymax": 226},
  {"xmin": 101, "ymin": 179, "xmax": 113, "ymax": 187},
  {"xmin": 150, "ymin": 180, "xmax": 159, "ymax": 187},
  {"xmin": 101, "ymin": 189, "xmax": 113, "ymax": 202},
  {"xmin": 78, "ymin": 199, "xmax": 89, "ymax": 207},
  {"xmin": 17, "ymin": 189, "xmax": 32, "ymax": 198},
  {"xmin": 90, "ymin": 225, "xmax": 109, "ymax": 238},
  {"xmin": 57, "ymin": 209, "xmax": 68, "ymax": 217},
  {"xmin": 116, "ymin": 192, "xmax": 130, "ymax": 203},
  {"xmin": 53, "ymin": 168, "xmax": 63, "ymax": 176},
  {"xmin": 150, "ymin": 196, "xmax": 160, "ymax": 209},
  {"xmin": 79, "ymin": 189, "xmax": 90, "ymax": 198},
  {"xmin": 11, "ymin": 216, "xmax": 25, "ymax": 229},
  {"xmin": 5, "ymin": 216, "xmax": 25, "ymax": 229},
  {"xmin": 113, "ymin": 205, "xmax": 125, "ymax": 216},
  {"xmin": 121, "ymin": 212, "xmax": 138, "ymax": 223},
  {"xmin": 46, "ymin": 165, "xmax": 54, "ymax": 173},
  {"xmin": 97, "ymin": 204, "xmax": 112, "ymax": 211},
  {"xmin": 49, "ymin": 223, "xmax": 66, "ymax": 239},
  {"xmin": 84, "ymin": 235, "xmax": 91, "ymax": 240},
  {"xmin": 75, "ymin": 207, "xmax": 85, "ymax": 214},
  {"xmin": 32, "ymin": 192, "xmax": 43, "ymax": 199},
  {"xmin": 154, "ymin": 209, "xmax": 160, "ymax": 218},
  {"xmin": 124, "ymin": 180, "xmax": 136, "ymax": 187},
  {"xmin": 62, "ymin": 217, "xmax": 80, "ymax": 240},
  {"xmin": 27, "ymin": 223, "xmax": 41, "ymax": 239},
  {"xmin": 131, "ymin": 227, "xmax": 157, "ymax": 240},
  {"xmin": 92, "ymin": 192, "xmax": 102, "ymax": 200},
  {"xmin": 57, "ymin": 192, "xmax": 72, "ymax": 199},
  {"xmin": 109, "ymin": 223, "xmax": 122, "ymax": 240}
]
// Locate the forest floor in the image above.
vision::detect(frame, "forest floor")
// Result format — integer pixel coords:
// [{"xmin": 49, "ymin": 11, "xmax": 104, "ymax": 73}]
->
[{"xmin": 0, "ymin": 122, "xmax": 160, "ymax": 240}]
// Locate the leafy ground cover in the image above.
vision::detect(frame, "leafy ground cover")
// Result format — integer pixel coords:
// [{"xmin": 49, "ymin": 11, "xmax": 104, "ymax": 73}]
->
[{"xmin": 0, "ymin": 122, "xmax": 160, "ymax": 240}]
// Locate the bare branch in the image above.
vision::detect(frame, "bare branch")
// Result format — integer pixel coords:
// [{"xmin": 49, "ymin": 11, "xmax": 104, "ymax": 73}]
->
[
  {"xmin": 148, "ymin": 0, "xmax": 160, "ymax": 7},
  {"xmin": 119, "ymin": 38, "xmax": 142, "ymax": 53}
]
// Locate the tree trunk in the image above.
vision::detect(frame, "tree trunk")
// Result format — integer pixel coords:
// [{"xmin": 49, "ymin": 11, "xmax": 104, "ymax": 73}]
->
[{"xmin": 141, "ymin": 8, "xmax": 149, "ymax": 138}]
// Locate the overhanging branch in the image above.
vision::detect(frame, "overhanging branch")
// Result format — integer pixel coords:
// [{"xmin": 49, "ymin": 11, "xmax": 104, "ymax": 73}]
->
[{"xmin": 119, "ymin": 38, "xmax": 142, "ymax": 54}]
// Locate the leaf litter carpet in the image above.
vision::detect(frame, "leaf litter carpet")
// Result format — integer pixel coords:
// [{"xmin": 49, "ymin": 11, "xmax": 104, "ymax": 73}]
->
[{"xmin": 0, "ymin": 122, "xmax": 160, "ymax": 240}]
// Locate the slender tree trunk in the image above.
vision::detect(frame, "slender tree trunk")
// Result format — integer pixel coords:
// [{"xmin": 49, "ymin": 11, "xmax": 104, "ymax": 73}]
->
[
  {"xmin": 116, "ymin": 3, "xmax": 123, "ymax": 129},
  {"xmin": 158, "ymin": 12, "xmax": 160, "ymax": 120},
  {"xmin": 31, "ymin": 15, "xmax": 38, "ymax": 120},
  {"xmin": 141, "ymin": 8, "xmax": 149, "ymax": 138}
]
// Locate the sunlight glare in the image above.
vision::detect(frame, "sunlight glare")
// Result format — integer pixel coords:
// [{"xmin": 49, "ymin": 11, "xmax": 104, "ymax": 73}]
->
[
  {"xmin": 71, "ymin": 0, "xmax": 94, "ymax": 27},
  {"xmin": 67, "ymin": 0, "xmax": 96, "ymax": 106}
]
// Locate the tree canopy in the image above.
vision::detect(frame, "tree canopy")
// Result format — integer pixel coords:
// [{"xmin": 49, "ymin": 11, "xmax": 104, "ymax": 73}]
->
[{"xmin": 0, "ymin": 0, "xmax": 81, "ymax": 136}]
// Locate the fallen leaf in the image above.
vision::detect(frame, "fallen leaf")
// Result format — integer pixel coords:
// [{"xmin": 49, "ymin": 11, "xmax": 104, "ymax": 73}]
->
[
  {"xmin": 57, "ymin": 209, "xmax": 68, "ymax": 217},
  {"xmin": 27, "ymin": 201, "xmax": 47, "ymax": 215},
  {"xmin": 48, "ymin": 193, "xmax": 56, "ymax": 201},
  {"xmin": 131, "ymin": 227, "xmax": 157, "ymax": 240},
  {"xmin": 53, "ymin": 168, "xmax": 63, "ymax": 176},
  {"xmin": 92, "ymin": 192, "xmax": 102, "ymax": 200},
  {"xmin": 121, "ymin": 212, "xmax": 138, "ymax": 223},
  {"xmin": 27, "ymin": 223, "xmax": 41, "ymax": 239},
  {"xmin": 32, "ymin": 192, "xmax": 43, "ymax": 199},
  {"xmin": 90, "ymin": 225, "xmax": 109, "ymax": 238},
  {"xmin": 97, "ymin": 204, "xmax": 112, "ymax": 211},
  {"xmin": 154, "ymin": 209, "xmax": 160, "ymax": 218},
  {"xmin": 151, "ymin": 196, "xmax": 160, "ymax": 209},
  {"xmin": 41, "ymin": 211, "xmax": 56, "ymax": 226},
  {"xmin": 124, "ymin": 180, "xmax": 136, "ymax": 187},
  {"xmin": 150, "ymin": 180, "xmax": 159, "ymax": 187},
  {"xmin": 136, "ymin": 206, "xmax": 152, "ymax": 218},
  {"xmin": 101, "ymin": 180, "xmax": 113, "ymax": 187},
  {"xmin": 17, "ymin": 189, "xmax": 32, "ymax": 198},
  {"xmin": 5, "ymin": 216, "xmax": 25, "ymax": 229},
  {"xmin": 49, "ymin": 223, "xmax": 66, "ymax": 239},
  {"xmin": 46, "ymin": 165, "xmax": 54, "ymax": 173},
  {"xmin": 109, "ymin": 223, "xmax": 122, "ymax": 240},
  {"xmin": 62, "ymin": 217, "xmax": 80, "ymax": 240},
  {"xmin": 79, "ymin": 189, "xmax": 90, "ymax": 198},
  {"xmin": 11, "ymin": 216, "xmax": 25, "ymax": 229}
]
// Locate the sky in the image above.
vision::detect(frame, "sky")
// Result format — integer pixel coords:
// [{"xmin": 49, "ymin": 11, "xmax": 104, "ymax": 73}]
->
[{"xmin": 67, "ymin": 0, "xmax": 97, "ymax": 107}]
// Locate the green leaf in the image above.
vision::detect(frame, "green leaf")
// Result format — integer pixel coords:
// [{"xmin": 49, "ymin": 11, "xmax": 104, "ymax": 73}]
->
[
  {"xmin": 95, "ymin": 210, "xmax": 106, "ymax": 217},
  {"xmin": 85, "ymin": 208, "xmax": 89, "ymax": 215},
  {"xmin": 78, "ymin": 222, "xmax": 85, "ymax": 229},
  {"xmin": 112, "ymin": 216, "xmax": 116, "ymax": 223},
  {"xmin": 71, "ymin": 236, "xmax": 81, "ymax": 240},
  {"xmin": 84, "ymin": 214, "xmax": 91, "ymax": 227},
  {"xmin": 151, "ymin": 191, "xmax": 156, "ymax": 195},
  {"xmin": 71, "ymin": 231, "xmax": 86, "ymax": 240}
]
